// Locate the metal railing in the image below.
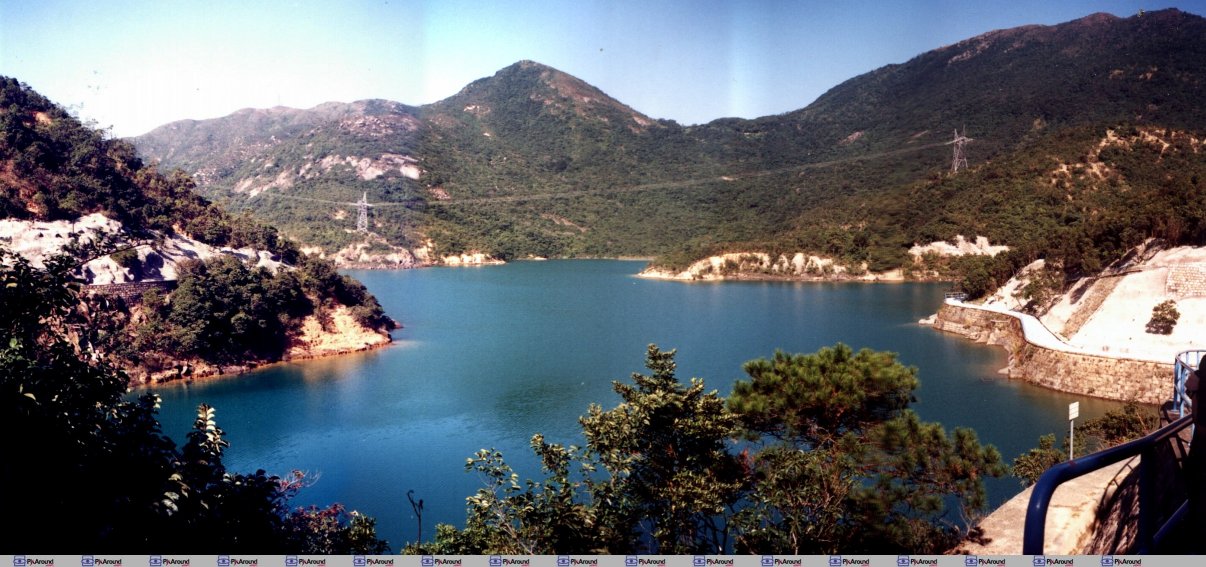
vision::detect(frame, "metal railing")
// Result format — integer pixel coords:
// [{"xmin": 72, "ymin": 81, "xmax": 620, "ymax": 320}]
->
[
  {"xmin": 1173, "ymin": 350, "xmax": 1204, "ymax": 418},
  {"xmin": 1022, "ymin": 414, "xmax": 1193, "ymax": 554}
]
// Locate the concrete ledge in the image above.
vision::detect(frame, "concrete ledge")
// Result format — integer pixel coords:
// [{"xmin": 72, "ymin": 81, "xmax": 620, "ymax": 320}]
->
[{"xmin": 962, "ymin": 458, "xmax": 1137, "ymax": 554}]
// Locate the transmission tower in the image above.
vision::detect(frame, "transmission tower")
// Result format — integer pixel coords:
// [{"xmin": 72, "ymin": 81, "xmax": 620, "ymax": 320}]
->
[
  {"xmin": 949, "ymin": 128, "xmax": 973, "ymax": 174},
  {"xmin": 356, "ymin": 192, "xmax": 370, "ymax": 233}
]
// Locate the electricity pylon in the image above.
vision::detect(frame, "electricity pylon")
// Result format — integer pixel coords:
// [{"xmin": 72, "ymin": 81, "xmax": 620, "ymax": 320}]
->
[{"xmin": 948, "ymin": 128, "xmax": 973, "ymax": 174}]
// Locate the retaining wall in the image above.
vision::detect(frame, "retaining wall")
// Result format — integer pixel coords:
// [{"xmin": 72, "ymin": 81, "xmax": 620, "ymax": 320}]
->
[
  {"xmin": 83, "ymin": 280, "xmax": 177, "ymax": 303},
  {"xmin": 933, "ymin": 303, "xmax": 1170, "ymax": 404}
]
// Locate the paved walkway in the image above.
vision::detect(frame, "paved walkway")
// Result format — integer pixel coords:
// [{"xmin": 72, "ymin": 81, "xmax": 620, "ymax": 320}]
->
[{"xmin": 947, "ymin": 299, "xmax": 1168, "ymax": 364}]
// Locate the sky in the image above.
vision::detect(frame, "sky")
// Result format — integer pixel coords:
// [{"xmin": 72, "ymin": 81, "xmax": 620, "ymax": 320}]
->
[{"xmin": 2, "ymin": 0, "xmax": 1203, "ymax": 137}]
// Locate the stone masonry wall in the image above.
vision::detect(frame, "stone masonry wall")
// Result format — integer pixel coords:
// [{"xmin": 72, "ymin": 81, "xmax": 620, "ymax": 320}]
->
[
  {"xmin": 83, "ymin": 280, "xmax": 177, "ymax": 303},
  {"xmin": 934, "ymin": 304, "xmax": 1170, "ymax": 405}
]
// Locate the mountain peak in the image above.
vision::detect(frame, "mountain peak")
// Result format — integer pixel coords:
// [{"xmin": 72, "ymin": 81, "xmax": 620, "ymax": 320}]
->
[
  {"xmin": 442, "ymin": 60, "xmax": 657, "ymax": 130},
  {"xmin": 511, "ymin": 59, "xmax": 554, "ymax": 71}
]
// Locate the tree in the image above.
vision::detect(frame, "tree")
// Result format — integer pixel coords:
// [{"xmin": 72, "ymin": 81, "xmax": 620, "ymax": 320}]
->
[
  {"xmin": 731, "ymin": 445, "xmax": 853, "ymax": 554},
  {"xmin": 426, "ymin": 343, "xmax": 1004, "ymax": 554},
  {"xmin": 162, "ymin": 256, "xmax": 311, "ymax": 364},
  {"xmin": 1079, "ymin": 402, "xmax": 1159, "ymax": 449},
  {"xmin": 579, "ymin": 345, "xmax": 745, "ymax": 553},
  {"xmin": 425, "ymin": 438, "xmax": 601, "ymax": 554},
  {"xmin": 1146, "ymin": 299, "xmax": 1180, "ymax": 334},
  {"xmin": 849, "ymin": 411, "xmax": 1005, "ymax": 551},
  {"xmin": 728, "ymin": 344, "xmax": 918, "ymax": 448},
  {"xmin": 425, "ymin": 345, "xmax": 744, "ymax": 554},
  {"xmin": 0, "ymin": 249, "xmax": 385, "ymax": 552},
  {"xmin": 728, "ymin": 344, "xmax": 1005, "ymax": 553},
  {"xmin": 1012, "ymin": 402, "xmax": 1160, "ymax": 487},
  {"xmin": 1012, "ymin": 434, "xmax": 1066, "ymax": 487}
]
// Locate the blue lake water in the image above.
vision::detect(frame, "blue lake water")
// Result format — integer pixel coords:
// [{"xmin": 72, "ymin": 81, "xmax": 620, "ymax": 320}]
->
[{"xmin": 149, "ymin": 260, "xmax": 1123, "ymax": 548}]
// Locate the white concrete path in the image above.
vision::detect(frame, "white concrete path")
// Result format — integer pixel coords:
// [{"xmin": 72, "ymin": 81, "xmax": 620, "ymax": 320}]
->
[{"xmin": 947, "ymin": 299, "xmax": 1168, "ymax": 364}]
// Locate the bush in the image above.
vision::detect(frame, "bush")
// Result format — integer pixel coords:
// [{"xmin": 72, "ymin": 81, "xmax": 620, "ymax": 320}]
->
[
  {"xmin": 1012, "ymin": 434, "xmax": 1066, "ymax": 487},
  {"xmin": 1146, "ymin": 300, "xmax": 1180, "ymax": 334}
]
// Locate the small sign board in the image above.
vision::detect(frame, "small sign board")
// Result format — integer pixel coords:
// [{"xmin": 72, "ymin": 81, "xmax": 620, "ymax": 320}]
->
[{"xmin": 1069, "ymin": 401, "xmax": 1080, "ymax": 421}]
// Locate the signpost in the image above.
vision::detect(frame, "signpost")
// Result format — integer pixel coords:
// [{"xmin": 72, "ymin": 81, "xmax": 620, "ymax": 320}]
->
[{"xmin": 1069, "ymin": 402, "xmax": 1080, "ymax": 459}]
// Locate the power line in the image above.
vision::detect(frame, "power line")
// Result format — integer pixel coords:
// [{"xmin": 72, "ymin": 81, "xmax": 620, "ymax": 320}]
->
[
  {"xmin": 250, "ymin": 137, "xmax": 957, "ymax": 226},
  {"xmin": 432, "ymin": 140, "xmax": 951, "ymax": 206}
]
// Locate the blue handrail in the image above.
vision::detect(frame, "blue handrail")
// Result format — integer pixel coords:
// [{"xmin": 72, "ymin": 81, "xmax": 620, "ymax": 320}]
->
[
  {"xmin": 1022, "ymin": 414, "xmax": 1193, "ymax": 554},
  {"xmin": 1173, "ymin": 350, "xmax": 1204, "ymax": 418}
]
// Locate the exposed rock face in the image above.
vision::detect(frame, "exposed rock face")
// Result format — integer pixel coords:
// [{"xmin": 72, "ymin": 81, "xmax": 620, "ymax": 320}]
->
[
  {"xmin": 0, "ymin": 213, "xmax": 282, "ymax": 284},
  {"xmin": 288, "ymin": 304, "xmax": 392, "ymax": 360},
  {"xmin": 641, "ymin": 237, "xmax": 1006, "ymax": 282},
  {"xmin": 2, "ymin": 212, "xmax": 394, "ymax": 384},
  {"xmin": 908, "ymin": 235, "xmax": 1009, "ymax": 258},
  {"xmin": 638, "ymin": 252, "xmax": 902, "ymax": 282}
]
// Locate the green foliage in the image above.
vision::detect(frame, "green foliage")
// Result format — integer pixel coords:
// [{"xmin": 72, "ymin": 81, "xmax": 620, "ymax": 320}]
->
[
  {"xmin": 1146, "ymin": 300, "xmax": 1180, "ymax": 334},
  {"xmin": 579, "ymin": 345, "xmax": 745, "ymax": 553},
  {"xmin": 1012, "ymin": 434, "xmax": 1067, "ymax": 487},
  {"xmin": 285, "ymin": 505, "xmax": 391, "ymax": 555},
  {"xmin": 850, "ymin": 412, "xmax": 1004, "ymax": 552},
  {"xmin": 731, "ymin": 445, "xmax": 854, "ymax": 554},
  {"xmin": 424, "ymin": 344, "xmax": 1003, "ymax": 554},
  {"xmin": 729, "ymin": 345, "xmax": 1004, "ymax": 553},
  {"xmin": 130, "ymin": 254, "xmax": 391, "ymax": 369},
  {"xmin": 1078, "ymin": 402, "xmax": 1160, "ymax": 451},
  {"xmin": 0, "ymin": 76, "xmax": 301, "ymax": 263},
  {"xmin": 428, "ymin": 345, "xmax": 744, "ymax": 554},
  {"xmin": 151, "ymin": 256, "xmax": 311, "ymax": 365},
  {"xmin": 130, "ymin": 11, "xmax": 1206, "ymax": 277},
  {"xmin": 296, "ymin": 254, "xmax": 390, "ymax": 329},
  {"xmin": 0, "ymin": 248, "xmax": 386, "ymax": 552},
  {"xmin": 1015, "ymin": 264, "xmax": 1064, "ymax": 313},
  {"xmin": 1, "ymin": 76, "xmax": 394, "ymax": 377},
  {"xmin": 110, "ymin": 247, "xmax": 140, "ymax": 269},
  {"xmin": 1012, "ymin": 403, "xmax": 1158, "ymax": 486},
  {"xmin": 728, "ymin": 344, "xmax": 918, "ymax": 447},
  {"xmin": 439, "ymin": 441, "xmax": 601, "ymax": 554}
]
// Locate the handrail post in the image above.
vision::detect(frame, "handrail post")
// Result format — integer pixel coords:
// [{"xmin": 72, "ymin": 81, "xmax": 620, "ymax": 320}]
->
[
  {"xmin": 1023, "ymin": 481, "xmax": 1052, "ymax": 554},
  {"xmin": 1174, "ymin": 350, "xmax": 1203, "ymax": 419}
]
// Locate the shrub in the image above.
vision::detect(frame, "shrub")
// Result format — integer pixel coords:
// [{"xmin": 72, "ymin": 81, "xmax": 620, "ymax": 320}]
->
[{"xmin": 1146, "ymin": 300, "xmax": 1180, "ymax": 334}]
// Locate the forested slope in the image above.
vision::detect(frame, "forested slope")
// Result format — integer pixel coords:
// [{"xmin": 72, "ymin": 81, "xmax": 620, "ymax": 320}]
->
[{"xmin": 134, "ymin": 10, "xmax": 1206, "ymax": 286}]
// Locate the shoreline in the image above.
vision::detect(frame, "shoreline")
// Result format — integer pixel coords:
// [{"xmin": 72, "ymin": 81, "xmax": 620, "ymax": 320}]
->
[
  {"xmin": 637, "ymin": 268, "xmax": 950, "ymax": 284},
  {"xmin": 334, "ymin": 255, "xmax": 957, "ymax": 284},
  {"xmin": 129, "ymin": 334, "xmax": 395, "ymax": 390},
  {"xmin": 334, "ymin": 256, "xmax": 657, "ymax": 270},
  {"xmin": 633, "ymin": 251, "xmax": 955, "ymax": 283}
]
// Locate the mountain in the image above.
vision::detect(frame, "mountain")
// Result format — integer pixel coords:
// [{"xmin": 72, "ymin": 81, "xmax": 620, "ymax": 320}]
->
[{"xmin": 132, "ymin": 9, "xmax": 1206, "ymax": 273}]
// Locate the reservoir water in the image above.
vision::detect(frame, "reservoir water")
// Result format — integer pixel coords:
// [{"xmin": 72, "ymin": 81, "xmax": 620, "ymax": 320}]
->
[{"xmin": 150, "ymin": 260, "xmax": 1123, "ymax": 548}]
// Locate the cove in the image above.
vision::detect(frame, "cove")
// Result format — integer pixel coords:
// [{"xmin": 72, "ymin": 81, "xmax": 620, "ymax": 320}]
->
[{"xmin": 149, "ymin": 260, "xmax": 1122, "ymax": 548}]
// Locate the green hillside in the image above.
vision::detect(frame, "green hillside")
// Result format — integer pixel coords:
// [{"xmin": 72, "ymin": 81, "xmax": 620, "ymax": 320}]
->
[
  {"xmin": 133, "ymin": 9, "xmax": 1206, "ymax": 277},
  {"xmin": 0, "ymin": 77, "xmax": 393, "ymax": 377}
]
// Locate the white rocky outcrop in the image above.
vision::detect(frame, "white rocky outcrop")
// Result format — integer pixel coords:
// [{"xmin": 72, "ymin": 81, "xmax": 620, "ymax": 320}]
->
[
  {"xmin": 440, "ymin": 252, "xmax": 504, "ymax": 266},
  {"xmin": 234, "ymin": 153, "xmax": 422, "ymax": 198},
  {"xmin": 908, "ymin": 235, "xmax": 1009, "ymax": 258},
  {"xmin": 411, "ymin": 240, "xmax": 503, "ymax": 267},
  {"xmin": 0, "ymin": 213, "xmax": 282, "ymax": 284},
  {"xmin": 637, "ymin": 252, "xmax": 901, "ymax": 282}
]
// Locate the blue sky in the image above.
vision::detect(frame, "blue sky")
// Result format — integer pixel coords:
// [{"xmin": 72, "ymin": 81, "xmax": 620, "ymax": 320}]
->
[{"xmin": 2, "ymin": 0, "xmax": 1202, "ymax": 137}]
